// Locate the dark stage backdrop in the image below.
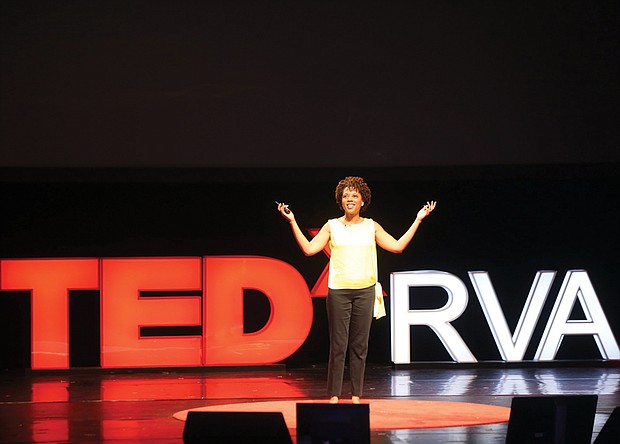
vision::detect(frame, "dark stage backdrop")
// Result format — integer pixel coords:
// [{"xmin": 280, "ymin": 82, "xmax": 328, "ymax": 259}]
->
[
  {"xmin": 1, "ymin": 1, "xmax": 619, "ymax": 168},
  {"xmin": 1, "ymin": 165, "xmax": 618, "ymax": 369}
]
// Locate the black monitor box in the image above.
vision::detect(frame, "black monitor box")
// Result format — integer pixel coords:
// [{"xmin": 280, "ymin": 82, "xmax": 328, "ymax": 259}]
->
[
  {"xmin": 505, "ymin": 395, "xmax": 598, "ymax": 444},
  {"xmin": 183, "ymin": 411, "xmax": 292, "ymax": 444},
  {"xmin": 296, "ymin": 403, "xmax": 370, "ymax": 444}
]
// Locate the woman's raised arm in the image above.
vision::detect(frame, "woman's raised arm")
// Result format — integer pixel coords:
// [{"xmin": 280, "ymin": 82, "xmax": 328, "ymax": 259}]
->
[
  {"xmin": 375, "ymin": 201, "xmax": 436, "ymax": 253},
  {"xmin": 278, "ymin": 203, "xmax": 330, "ymax": 256}
]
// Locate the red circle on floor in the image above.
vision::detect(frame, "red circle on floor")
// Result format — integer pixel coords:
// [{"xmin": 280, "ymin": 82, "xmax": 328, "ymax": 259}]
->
[{"xmin": 174, "ymin": 399, "xmax": 510, "ymax": 430}]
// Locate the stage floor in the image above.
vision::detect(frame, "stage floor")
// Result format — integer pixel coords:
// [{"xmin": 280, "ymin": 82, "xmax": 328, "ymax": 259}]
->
[{"xmin": 1, "ymin": 364, "xmax": 618, "ymax": 443}]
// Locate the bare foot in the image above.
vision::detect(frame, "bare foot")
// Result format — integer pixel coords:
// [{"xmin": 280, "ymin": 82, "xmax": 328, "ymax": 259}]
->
[
  {"xmin": 329, "ymin": 396, "xmax": 339, "ymax": 404},
  {"xmin": 352, "ymin": 396, "xmax": 360, "ymax": 404}
]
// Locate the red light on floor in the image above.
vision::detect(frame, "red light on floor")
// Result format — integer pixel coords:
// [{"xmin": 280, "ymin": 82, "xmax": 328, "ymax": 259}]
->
[{"xmin": 31, "ymin": 381, "xmax": 69, "ymax": 402}]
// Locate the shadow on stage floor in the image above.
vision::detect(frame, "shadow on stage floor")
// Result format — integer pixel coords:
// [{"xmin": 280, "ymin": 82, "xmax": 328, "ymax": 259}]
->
[{"xmin": 1, "ymin": 364, "xmax": 618, "ymax": 443}]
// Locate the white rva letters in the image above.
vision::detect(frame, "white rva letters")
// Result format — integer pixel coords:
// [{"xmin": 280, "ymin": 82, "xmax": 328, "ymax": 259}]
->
[{"xmin": 390, "ymin": 269, "xmax": 619, "ymax": 363}]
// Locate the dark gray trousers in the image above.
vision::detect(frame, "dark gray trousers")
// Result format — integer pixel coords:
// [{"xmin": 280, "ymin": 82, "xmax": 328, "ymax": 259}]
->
[{"xmin": 326, "ymin": 285, "xmax": 375, "ymax": 397}]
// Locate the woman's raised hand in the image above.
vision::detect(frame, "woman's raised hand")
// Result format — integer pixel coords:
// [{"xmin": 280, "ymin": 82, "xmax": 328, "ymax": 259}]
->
[
  {"xmin": 277, "ymin": 202, "xmax": 294, "ymax": 221},
  {"xmin": 416, "ymin": 201, "xmax": 437, "ymax": 221}
]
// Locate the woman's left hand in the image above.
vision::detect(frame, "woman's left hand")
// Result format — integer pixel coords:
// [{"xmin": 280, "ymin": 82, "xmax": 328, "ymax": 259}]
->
[{"xmin": 416, "ymin": 201, "xmax": 437, "ymax": 221}]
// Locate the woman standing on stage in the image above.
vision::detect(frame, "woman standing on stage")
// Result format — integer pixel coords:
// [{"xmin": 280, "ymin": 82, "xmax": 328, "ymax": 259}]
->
[{"xmin": 277, "ymin": 176, "xmax": 436, "ymax": 404}]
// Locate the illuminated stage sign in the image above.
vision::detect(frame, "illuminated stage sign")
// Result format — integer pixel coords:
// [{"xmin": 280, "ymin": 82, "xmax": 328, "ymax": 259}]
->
[
  {"xmin": 1, "ymin": 257, "xmax": 618, "ymax": 369},
  {"xmin": 390, "ymin": 270, "xmax": 620, "ymax": 364},
  {"xmin": 0, "ymin": 257, "xmax": 312, "ymax": 370}
]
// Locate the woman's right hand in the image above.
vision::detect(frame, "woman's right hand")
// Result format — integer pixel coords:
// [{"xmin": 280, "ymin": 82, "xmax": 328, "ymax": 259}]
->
[{"xmin": 277, "ymin": 202, "xmax": 294, "ymax": 222}]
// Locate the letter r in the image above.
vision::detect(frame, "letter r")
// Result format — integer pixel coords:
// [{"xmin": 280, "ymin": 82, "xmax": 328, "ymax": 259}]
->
[{"xmin": 391, "ymin": 270, "xmax": 477, "ymax": 363}]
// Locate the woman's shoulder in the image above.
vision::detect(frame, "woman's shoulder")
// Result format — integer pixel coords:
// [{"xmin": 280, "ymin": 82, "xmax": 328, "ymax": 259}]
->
[{"xmin": 362, "ymin": 217, "xmax": 375, "ymax": 227}]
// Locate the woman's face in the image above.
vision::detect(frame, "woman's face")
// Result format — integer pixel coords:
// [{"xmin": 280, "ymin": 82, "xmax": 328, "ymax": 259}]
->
[{"xmin": 341, "ymin": 187, "xmax": 364, "ymax": 216}]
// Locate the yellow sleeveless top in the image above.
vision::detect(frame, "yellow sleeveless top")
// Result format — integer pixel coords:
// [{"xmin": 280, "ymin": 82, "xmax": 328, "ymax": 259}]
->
[{"xmin": 327, "ymin": 218, "xmax": 377, "ymax": 290}]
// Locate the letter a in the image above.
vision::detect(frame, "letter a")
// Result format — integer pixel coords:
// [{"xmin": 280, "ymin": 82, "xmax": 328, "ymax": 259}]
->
[{"xmin": 534, "ymin": 270, "xmax": 620, "ymax": 360}]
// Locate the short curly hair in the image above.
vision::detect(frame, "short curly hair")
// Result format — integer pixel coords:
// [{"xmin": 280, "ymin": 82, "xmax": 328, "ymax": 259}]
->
[{"xmin": 335, "ymin": 176, "xmax": 372, "ymax": 213}]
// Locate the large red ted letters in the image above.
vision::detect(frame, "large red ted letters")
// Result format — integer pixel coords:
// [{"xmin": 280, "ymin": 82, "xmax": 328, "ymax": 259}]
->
[{"xmin": 0, "ymin": 257, "xmax": 313, "ymax": 370}]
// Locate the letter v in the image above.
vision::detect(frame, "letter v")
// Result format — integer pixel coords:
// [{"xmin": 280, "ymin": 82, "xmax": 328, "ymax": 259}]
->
[{"xmin": 468, "ymin": 271, "xmax": 556, "ymax": 361}]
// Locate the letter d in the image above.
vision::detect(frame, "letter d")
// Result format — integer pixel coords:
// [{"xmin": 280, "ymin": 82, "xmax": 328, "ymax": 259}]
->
[{"xmin": 204, "ymin": 256, "xmax": 313, "ymax": 365}]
